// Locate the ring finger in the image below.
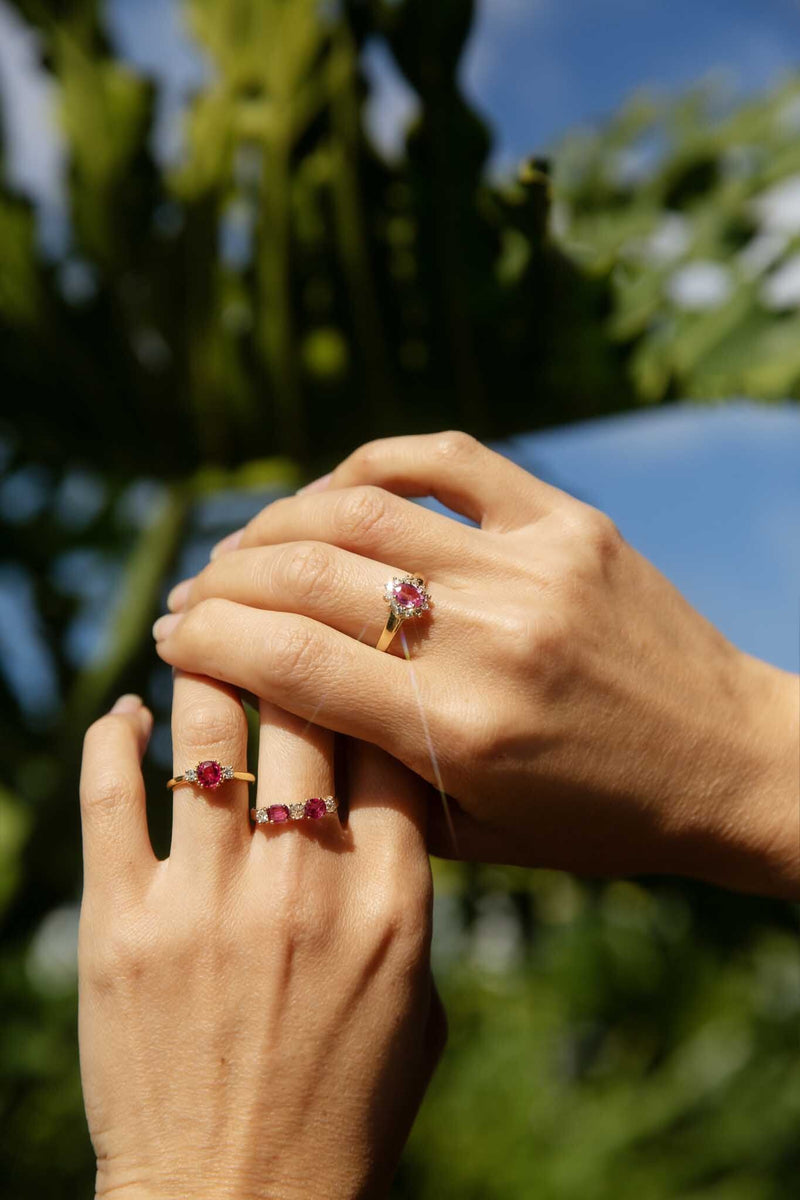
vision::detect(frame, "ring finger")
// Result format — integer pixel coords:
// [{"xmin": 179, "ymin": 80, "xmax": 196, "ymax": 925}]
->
[
  {"xmin": 165, "ymin": 543, "xmax": 454, "ymax": 656},
  {"xmin": 169, "ymin": 670, "xmax": 253, "ymax": 873},
  {"xmin": 250, "ymin": 702, "xmax": 342, "ymax": 866}
]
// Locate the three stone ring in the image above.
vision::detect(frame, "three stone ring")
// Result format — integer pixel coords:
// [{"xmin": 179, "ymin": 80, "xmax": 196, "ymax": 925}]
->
[{"xmin": 167, "ymin": 760, "xmax": 256, "ymax": 790}]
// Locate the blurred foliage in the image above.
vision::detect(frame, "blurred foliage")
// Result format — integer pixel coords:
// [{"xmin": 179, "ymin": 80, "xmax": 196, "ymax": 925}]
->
[
  {"xmin": 0, "ymin": 2, "xmax": 797, "ymax": 1197},
  {"xmin": 553, "ymin": 78, "xmax": 800, "ymax": 404}
]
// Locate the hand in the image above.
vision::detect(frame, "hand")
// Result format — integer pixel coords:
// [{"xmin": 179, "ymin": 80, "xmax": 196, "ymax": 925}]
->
[
  {"xmin": 153, "ymin": 432, "xmax": 799, "ymax": 898},
  {"xmin": 79, "ymin": 680, "xmax": 444, "ymax": 1200}
]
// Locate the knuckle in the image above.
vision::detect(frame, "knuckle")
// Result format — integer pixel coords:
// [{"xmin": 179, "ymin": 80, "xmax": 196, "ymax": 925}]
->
[
  {"xmin": 335, "ymin": 486, "xmax": 392, "ymax": 543},
  {"xmin": 275, "ymin": 541, "xmax": 333, "ymax": 602},
  {"xmin": 88, "ymin": 918, "xmax": 153, "ymax": 990},
  {"xmin": 185, "ymin": 595, "xmax": 230, "ymax": 638},
  {"xmin": 569, "ymin": 506, "xmax": 623, "ymax": 569},
  {"xmin": 432, "ymin": 429, "xmax": 478, "ymax": 464},
  {"xmin": 178, "ymin": 698, "xmax": 243, "ymax": 753},
  {"xmin": 347, "ymin": 437, "xmax": 392, "ymax": 474},
  {"xmin": 585, "ymin": 508, "xmax": 622, "ymax": 558},
  {"xmin": 267, "ymin": 620, "xmax": 319, "ymax": 681},
  {"xmin": 524, "ymin": 611, "xmax": 570, "ymax": 673},
  {"xmin": 369, "ymin": 877, "xmax": 431, "ymax": 964},
  {"xmin": 461, "ymin": 712, "xmax": 502, "ymax": 768},
  {"xmin": 80, "ymin": 766, "xmax": 136, "ymax": 819}
]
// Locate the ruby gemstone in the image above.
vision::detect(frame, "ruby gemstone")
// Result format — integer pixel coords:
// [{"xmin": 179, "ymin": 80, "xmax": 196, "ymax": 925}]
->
[
  {"xmin": 267, "ymin": 804, "xmax": 290, "ymax": 823},
  {"xmin": 304, "ymin": 797, "xmax": 326, "ymax": 819},
  {"xmin": 197, "ymin": 760, "xmax": 223, "ymax": 789},
  {"xmin": 392, "ymin": 581, "xmax": 425, "ymax": 612}
]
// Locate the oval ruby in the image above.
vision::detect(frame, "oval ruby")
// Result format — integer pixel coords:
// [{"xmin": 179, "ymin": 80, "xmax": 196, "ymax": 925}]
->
[
  {"xmin": 304, "ymin": 797, "xmax": 326, "ymax": 819},
  {"xmin": 393, "ymin": 581, "xmax": 425, "ymax": 611},
  {"xmin": 267, "ymin": 804, "xmax": 290, "ymax": 823}
]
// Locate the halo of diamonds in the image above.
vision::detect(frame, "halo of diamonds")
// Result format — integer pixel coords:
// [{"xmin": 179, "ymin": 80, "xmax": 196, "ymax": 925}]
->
[
  {"xmin": 251, "ymin": 796, "xmax": 338, "ymax": 825},
  {"xmin": 384, "ymin": 574, "xmax": 431, "ymax": 618}
]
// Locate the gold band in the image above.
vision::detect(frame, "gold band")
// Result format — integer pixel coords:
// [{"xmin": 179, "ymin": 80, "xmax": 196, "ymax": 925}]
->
[
  {"xmin": 376, "ymin": 609, "xmax": 404, "ymax": 653},
  {"xmin": 167, "ymin": 761, "xmax": 255, "ymax": 790},
  {"xmin": 168, "ymin": 771, "xmax": 255, "ymax": 790},
  {"xmin": 251, "ymin": 796, "xmax": 338, "ymax": 824}
]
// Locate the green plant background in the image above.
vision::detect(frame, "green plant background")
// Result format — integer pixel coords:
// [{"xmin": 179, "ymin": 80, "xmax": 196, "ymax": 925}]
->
[{"xmin": 1, "ymin": 3, "xmax": 798, "ymax": 1197}]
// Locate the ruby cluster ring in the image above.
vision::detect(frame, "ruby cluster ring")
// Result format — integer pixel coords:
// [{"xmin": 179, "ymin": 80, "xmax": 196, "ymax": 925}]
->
[
  {"xmin": 167, "ymin": 760, "xmax": 256, "ymax": 790},
  {"xmin": 251, "ymin": 796, "xmax": 339, "ymax": 824},
  {"xmin": 376, "ymin": 574, "xmax": 431, "ymax": 653}
]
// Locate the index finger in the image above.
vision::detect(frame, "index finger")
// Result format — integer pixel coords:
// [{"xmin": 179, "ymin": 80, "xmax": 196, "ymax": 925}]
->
[
  {"xmin": 79, "ymin": 695, "xmax": 157, "ymax": 902},
  {"xmin": 230, "ymin": 485, "xmax": 476, "ymax": 573},
  {"xmin": 319, "ymin": 431, "xmax": 558, "ymax": 530}
]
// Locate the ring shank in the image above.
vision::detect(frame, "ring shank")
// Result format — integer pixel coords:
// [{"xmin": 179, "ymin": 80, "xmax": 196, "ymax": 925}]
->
[
  {"xmin": 376, "ymin": 610, "xmax": 404, "ymax": 653},
  {"xmin": 167, "ymin": 771, "xmax": 256, "ymax": 790}
]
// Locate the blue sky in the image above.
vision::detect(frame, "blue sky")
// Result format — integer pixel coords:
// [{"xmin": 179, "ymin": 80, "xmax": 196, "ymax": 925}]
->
[
  {"xmin": 507, "ymin": 404, "xmax": 800, "ymax": 673},
  {"xmin": 460, "ymin": 0, "xmax": 800, "ymax": 167},
  {"xmin": 0, "ymin": 1, "xmax": 797, "ymax": 681}
]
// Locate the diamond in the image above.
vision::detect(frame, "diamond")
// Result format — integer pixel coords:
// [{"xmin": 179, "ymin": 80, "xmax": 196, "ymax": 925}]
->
[
  {"xmin": 254, "ymin": 808, "xmax": 270, "ymax": 824},
  {"xmin": 288, "ymin": 803, "xmax": 305, "ymax": 819},
  {"xmin": 324, "ymin": 796, "xmax": 337, "ymax": 813},
  {"xmin": 196, "ymin": 760, "xmax": 223, "ymax": 789},
  {"xmin": 222, "ymin": 765, "xmax": 235, "ymax": 780}
]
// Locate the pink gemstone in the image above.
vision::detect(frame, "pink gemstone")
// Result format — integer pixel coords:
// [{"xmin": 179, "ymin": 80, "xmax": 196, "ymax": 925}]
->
[
  {"xmin": 304, "ymin": 797, "xmax": 326, "ymax": 819},
  {"xmin": 267, "ymin": 804, "xmax": 290, "ymax": 823},
  {"xmin": 196, "ymin": 760, "xmax": 222, "ymax": 789},
  {"xmin": 392, "ymin": 581, "xmax": 425, "ymax": 612}
]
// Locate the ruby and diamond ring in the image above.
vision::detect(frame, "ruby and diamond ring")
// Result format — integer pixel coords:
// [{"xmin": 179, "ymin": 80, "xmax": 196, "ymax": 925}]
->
[
  {"xmin": 376, "ymin": 574, "xmax": 431, "ymax": 653},
  {"xmin": 251, "ymin": 796, "xmax": 339, "ymax": 825},
  {"xmin": 167, "ymin": 759, "xmax": 256, "ymax": 791}
]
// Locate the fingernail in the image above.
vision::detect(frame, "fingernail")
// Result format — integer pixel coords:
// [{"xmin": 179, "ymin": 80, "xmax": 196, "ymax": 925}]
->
[
  {"xmin": 167, "ymin": 579, "xmax": 192, "ymax": 612},
  {"xmin": 111, "ymin": 693, "xmax": 142, "ymax": 714},
  {"xmin": 152, "ymin": 612, "xmax": 183, "ymax": 641},
  {"xmin": 297, "ymin": 472, "xmax": 332, "ymax": 495},
  {"xmin": 210, "ymin": 528, "xmax": 243, "ymax": 559}
]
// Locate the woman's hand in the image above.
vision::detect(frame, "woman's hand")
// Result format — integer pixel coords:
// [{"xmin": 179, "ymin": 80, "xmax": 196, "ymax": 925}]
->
[
  {"xmin": 153, "ymin": 432, "xmax": 799, "ymax": 898},
  {"xmin": 79, "ymin": 680, "xmax": 444, "ymax": 1200}
]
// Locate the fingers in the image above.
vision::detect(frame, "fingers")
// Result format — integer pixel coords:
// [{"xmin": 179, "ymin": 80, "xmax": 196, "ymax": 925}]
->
[
  {"xmin": 346, "ymin": 739, "xmax": 428, "ymax": 857},
  {"xmin": 166, "ymin": 543, "xmax": 454, "ymax": 655},
  {"xmin": 250, "ymin": 702, "xmax": 343, "ymax": 860},
  {"xmin": 155, "ymin": 602, "xmax": 423, "ymax": 769},
  {"xmin": 80, "ymin": 694, "xmax": 157, "ymax": 901},
  {"xmin": 169, "ymin": 671, "xmax": 252, "ymax": 872},
  {"xmin": 229, "ymin": 485, "xmax": 476, "ymax": 575},
  {"xmin": 310, "ymin": 431, "xmax": 559, "ymax": 530}
]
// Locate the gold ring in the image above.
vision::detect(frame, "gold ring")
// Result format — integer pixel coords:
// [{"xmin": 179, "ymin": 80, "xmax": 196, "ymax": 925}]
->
[
  {"xmin": 376, "ymin": 575, "xmax": 431, "ymax": 652},
  {"xmin": 251, "ymin": 796, "xmax": 338, "ymax": 824},
  {"xmin": 167, "ymin": 760, "xmax": 255, "ymax": 790}
]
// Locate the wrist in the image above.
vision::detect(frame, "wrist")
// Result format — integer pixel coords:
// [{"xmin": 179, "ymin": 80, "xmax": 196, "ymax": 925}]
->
[{"xmin": 675, "ymin": 653, "xmax": 799, "ymax": 898}]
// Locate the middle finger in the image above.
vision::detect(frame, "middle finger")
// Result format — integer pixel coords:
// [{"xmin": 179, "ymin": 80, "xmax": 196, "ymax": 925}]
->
[
  {"xmin": 223, "ymin": 486, "xmax": 477, "ymax": 573},
  {"xmin": 168, "ymin": 543, "xmax": 455, "ymax": 654}
]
